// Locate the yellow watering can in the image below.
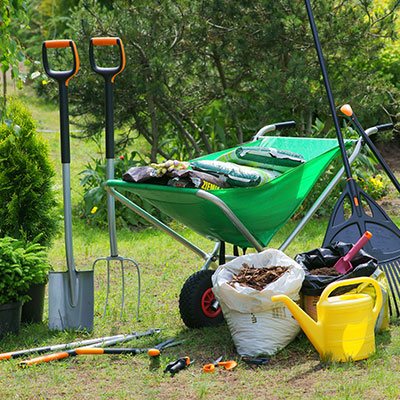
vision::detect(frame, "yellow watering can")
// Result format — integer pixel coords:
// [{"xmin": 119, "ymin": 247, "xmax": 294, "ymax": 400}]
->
[{"xmin": 272, "ymin": 277, "xmax": 382, "ymax": 362}]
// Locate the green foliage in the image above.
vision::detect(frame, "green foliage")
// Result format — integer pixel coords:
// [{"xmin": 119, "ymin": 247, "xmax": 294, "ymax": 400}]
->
[
  {"xmin": 0, "ymin": 99, "xmax": 60, "ymax": 246},
  {"xmin": 0, "ymin": 0, "xmax": 30, "ymax": 114},
  {"xmin": 0, "ymin": 235, "xmax": 52, "ymax": 304},
  {"xmin": 295, "ymin": 123, "xmax": 389, "ymax": 219},
  {"xmin": 52, "ymin": 0, "xmax": 400, "ymax": 162},
  {"xmin": 79, "ymin": 150, "xmax": 169, "ymax": 228},
  {"xmin": 358, "ymin": 174, "xmax": 390, "ymax": 199}
]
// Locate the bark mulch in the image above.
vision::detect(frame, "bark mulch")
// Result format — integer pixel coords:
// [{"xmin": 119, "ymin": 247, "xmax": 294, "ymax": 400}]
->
[{"xmin": 229, "ymin": 263, "xmax": 289, "ymax": 291}]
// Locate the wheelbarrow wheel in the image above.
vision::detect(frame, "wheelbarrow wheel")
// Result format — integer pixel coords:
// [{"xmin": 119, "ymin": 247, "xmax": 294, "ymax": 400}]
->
[{"xmin": 179, "ymin": 269, "xmax": 224, "ymax": 328}]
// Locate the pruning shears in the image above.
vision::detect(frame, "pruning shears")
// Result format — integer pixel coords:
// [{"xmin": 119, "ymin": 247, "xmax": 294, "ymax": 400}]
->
[
  {"xmin": 203, "ymin": 356, "xmax": 237, "ymax": 373},
  {"xmin": 147, "ymin": 339, "xmax": 186, "ymax": 357},
  {"xmin": 242, "ymin": 356, "xmax": 269, "ymax": 367},
  {"xmin": 18, "ymin": 332, "xmax": 184, "ymax": 367},
  {"xmin": 75, "ymin": 338, "xmax": 185, "ymax": 357},
  {"xmin": 164, "ymin": 357, "xmax": 194, "ymax": 375}
]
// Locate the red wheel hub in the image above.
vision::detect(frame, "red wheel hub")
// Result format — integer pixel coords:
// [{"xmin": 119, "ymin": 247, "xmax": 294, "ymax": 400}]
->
[{"xmin": 201, "ymin": 288, "xmax": 222, "ymax": 318}]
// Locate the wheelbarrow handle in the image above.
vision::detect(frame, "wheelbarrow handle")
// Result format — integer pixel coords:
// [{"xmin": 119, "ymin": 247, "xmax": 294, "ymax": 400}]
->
[
  {"xmin": 376, "ymin": 123, "xmax": 394, "ymax": 132},
  {"xmin": 42, "ymin": 40, "xmax": 79, "ymax": 87},
  {"xmin": 89, "ymin": 37, "xmax": 125, "ymax": 83}
]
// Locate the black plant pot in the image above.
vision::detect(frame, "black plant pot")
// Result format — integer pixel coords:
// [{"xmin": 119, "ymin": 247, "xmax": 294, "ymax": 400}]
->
[
  {"xmin": 21, "ymin": 282, "xmax": 46, "ymax": 324},
  {"xmin": 0, "ymin": 301, "xmax": 22, "ymax": 339}
]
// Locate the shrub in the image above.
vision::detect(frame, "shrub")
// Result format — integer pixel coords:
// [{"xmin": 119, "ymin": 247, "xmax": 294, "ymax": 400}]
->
[
  {"xmin": 0, "ymin": 99, "xmax": 60, "ymax": 246},
  {"xmin": 0, "ymin": 235, "xmax": 53, "ymax": 304}
]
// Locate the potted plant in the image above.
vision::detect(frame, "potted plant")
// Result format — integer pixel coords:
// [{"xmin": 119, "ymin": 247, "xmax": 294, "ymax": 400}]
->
[
  {"xmin": 0, "ymin": 236, "xmax": 52, "ymax": 337},
  {"xmin": 20, "ymin": 235, "xmax": 54, "ymax": 324}
]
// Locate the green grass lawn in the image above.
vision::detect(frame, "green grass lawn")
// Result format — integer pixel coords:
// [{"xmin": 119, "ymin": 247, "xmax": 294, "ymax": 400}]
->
[{"xmin": 1, "ymin": 91, "xmax": 400, "ymax": 399}]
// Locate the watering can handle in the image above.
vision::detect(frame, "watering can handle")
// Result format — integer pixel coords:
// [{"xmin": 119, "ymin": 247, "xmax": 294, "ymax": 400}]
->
[{"xmin": 319, "ymin": 277, "xmax": 383, "ymax": 320}]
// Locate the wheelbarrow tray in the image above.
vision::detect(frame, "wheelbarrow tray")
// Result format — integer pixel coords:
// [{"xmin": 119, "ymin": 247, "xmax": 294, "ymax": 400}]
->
[{"xmin": 107, "ymin": 136, "xmax": 350, "ymax": 248}]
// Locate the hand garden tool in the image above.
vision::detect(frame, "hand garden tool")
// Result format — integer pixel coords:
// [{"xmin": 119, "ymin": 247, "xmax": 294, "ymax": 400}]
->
[
  {"xmin": 242, "ymin": 357, "xmax": 269, "ymax": 367},
  {"xmin": 75, "ymin": 338, "xmax": 184, "ymax": 357},
  {"xmin": 0, "ymin": 333, "xmax": 129, "ymax": 360},
  {"xmin": 333, "ymin": 231, "xmax": 373, "ymax": 274},
  {"xmin": 304, "ymin": 0, "xmax": 400, "ymax": 316},
  {"xmin": 19, "ymin": 328, "xmax": 160, "ymax": 367},
  {"xmin": 203, "ymin": 356, "xmax": 237, "ymax": 372},
  {"xmin": 340, "ymin": 104, "xmax": 400, "ymax": 316},
  {"xmin": 164, "ymin": 357, "xmax": 193, "ymax": 375},
  {"xmin": 42, "ymin": 40, "xmax": 94, "ymax": 332},
  {"xmin": 89, "ymin": 37, "xmax": 140, "ymax": 320},
  {"xmin": 147, "ymin": 338, "xmax": 186, "ymax": 357},
  {"xmin": 272, "ymin": 277, "xmax": 382, "ymax": 362}
]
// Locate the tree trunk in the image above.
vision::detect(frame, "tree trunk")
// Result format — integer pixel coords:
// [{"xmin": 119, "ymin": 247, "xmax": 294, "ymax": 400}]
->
[
  {"xmin": 157, "ymin": 101, "xmax": 201, "ymax": 158},
  {"xmin": 2, "ymin": 70, "xmax": 6, "ymax": 109},
  {"xmin": 212, "ymin": 50, "xmax": 244, "ymax": 143},
  {"xmin": 306, "ymin": 110, "xmax": 313, "ymax": 136},
  {"xmin": 184, "ymin": 117, "xmax": 213, "ymax": 154},
  {"xmin": 147, "ymin": 90, "xmax": 159, "ymax": 163}
]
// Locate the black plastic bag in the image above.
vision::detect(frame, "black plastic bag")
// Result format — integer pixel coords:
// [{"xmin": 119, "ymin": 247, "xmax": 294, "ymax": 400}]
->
[{"xmin": 295, "ymin": 242, "xmax": 378, "ymax": 296}]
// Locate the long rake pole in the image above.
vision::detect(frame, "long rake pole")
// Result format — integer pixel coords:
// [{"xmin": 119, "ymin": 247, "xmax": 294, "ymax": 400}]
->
[{"xmin": 304, "ymin": 0, "xmax": 362, "ymax": 217}]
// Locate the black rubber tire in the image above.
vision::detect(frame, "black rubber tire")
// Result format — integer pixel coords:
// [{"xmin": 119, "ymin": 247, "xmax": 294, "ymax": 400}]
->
[{"xmin": 179, "ymin": 269, "xmax": 224, "ymax": 328}]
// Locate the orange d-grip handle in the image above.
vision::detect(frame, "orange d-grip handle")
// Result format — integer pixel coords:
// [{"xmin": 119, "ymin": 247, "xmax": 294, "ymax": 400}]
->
[
  {"xmin": 91, "ymin": 37, "xmax": 119, "ymax": 46},
  {"xmin": 44, "ymin": 40, "xmax": 71, "ymax": 49},
  {"xmin": 19, "ymin": 351, "xmax": 70, "ymax": 367},
  {"xmin": 89, "ymin": 37, "xmax": 125, "ymax": 82},
  {"xmin": 42, "ymin": 39, "xmax": 79, "ymax": 86}
]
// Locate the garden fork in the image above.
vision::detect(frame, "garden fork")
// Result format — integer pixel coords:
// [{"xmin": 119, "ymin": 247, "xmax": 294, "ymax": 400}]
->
[{"xmin": 89, "ymin": 37, "xmax": 140, "ymax": 320}]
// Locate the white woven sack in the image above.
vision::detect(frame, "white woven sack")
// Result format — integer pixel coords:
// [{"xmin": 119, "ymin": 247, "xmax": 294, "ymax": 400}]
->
[{"xmin": 212, "ymin": 248, "xmax": 305, "ymax": 356}]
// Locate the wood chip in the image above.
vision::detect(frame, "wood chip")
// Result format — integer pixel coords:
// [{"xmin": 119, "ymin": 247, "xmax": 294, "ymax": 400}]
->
[{"xmin": 229, "ymin": 263, "xmax": 289, "ymax": 291}]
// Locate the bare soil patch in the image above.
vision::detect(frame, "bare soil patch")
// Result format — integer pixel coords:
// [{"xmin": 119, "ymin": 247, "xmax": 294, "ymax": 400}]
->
[
  {"xmin": 376, "ymin": 142, "xmax": 400, "ymax": 172},
  {"xmin": 373, "ymin": 142, "xmax": 400, "ymax": 216},
  {"xmin": 309, "ymin": 266, "xmax": 341, "ymax": 276}
]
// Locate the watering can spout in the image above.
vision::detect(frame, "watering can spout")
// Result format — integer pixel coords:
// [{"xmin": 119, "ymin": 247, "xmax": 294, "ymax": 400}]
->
[{"xmin": 271, "ymin": 295, "xmax": 324, "ymax": 355}]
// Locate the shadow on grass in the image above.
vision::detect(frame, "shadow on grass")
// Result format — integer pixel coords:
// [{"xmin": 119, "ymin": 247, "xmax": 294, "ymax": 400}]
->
[{"xmin": 0, "ymin": 320, "xmax": 96, "ymax": 354}]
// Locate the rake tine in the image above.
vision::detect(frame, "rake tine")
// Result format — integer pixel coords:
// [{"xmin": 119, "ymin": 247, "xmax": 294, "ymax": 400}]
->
[
  {"xmin": 385, "ymin": 263, "xmax": 400, "ymax": 317},
  {"xmin": 390, "ymin": 260, "xmax": 400, "ymax": 317},
  {"xmin": 379, "ymin": 263, "xmax": 395, "ymax": 317},
  {"xmin": 387, "ymin": 288, "xmax": 393, "ymax": 317},
  {"xmin": 380, "ymin": 262, "xmax": 400, "ymax": 318},
  {"xmin": 120, "ymin": 258, "xmax": 125, "ymax": 320}
]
